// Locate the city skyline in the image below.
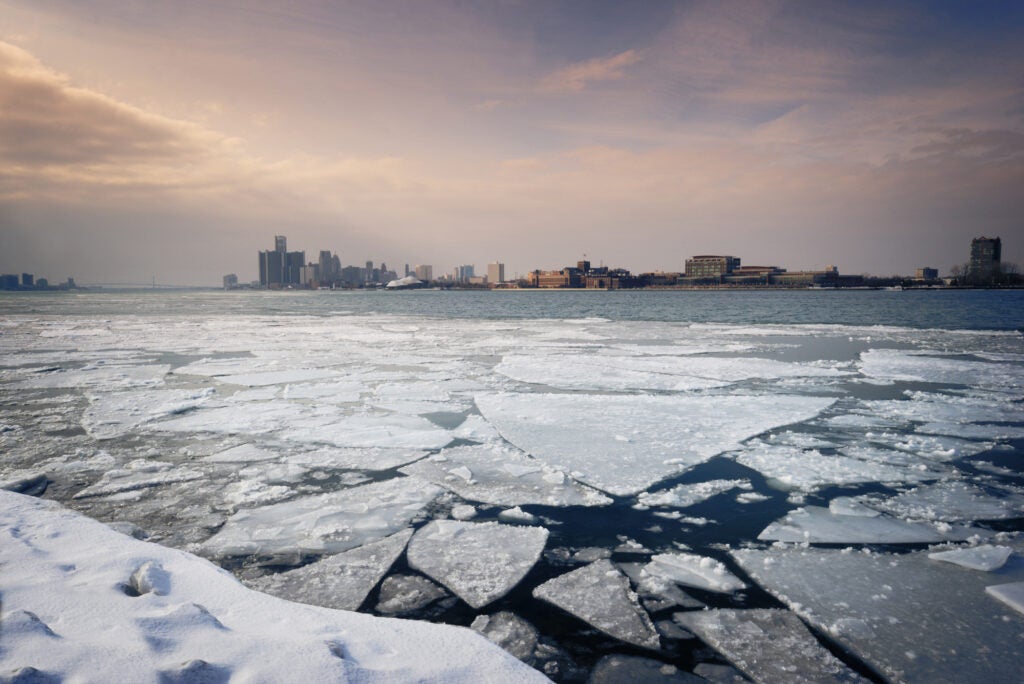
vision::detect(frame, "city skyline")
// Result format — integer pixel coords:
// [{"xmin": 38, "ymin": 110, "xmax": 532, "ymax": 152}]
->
[{"xmin": 1, "ymin": 1, "xmax": 1023, "ymax": 286}]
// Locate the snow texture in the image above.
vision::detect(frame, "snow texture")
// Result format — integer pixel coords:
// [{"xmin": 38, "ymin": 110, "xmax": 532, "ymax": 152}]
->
[
  {"xmin": 0, "ymin": 490, "xmax": 546, "ymax": 683},
  {"xmin": 757, "ymin": 506, "xmax": 988, "ymax": 544},
  {"xmin": 928, "ymin": 545, "xmax": 1013, "ymax": 571}
]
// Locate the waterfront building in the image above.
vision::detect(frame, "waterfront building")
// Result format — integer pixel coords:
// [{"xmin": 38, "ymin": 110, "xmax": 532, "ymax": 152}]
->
[
  {"xmin": 414, "ymin": 265, "xmax": 433, "ymax": 282},
  {"xmin": 969, "ymin": 236, "xmax": 1001, "ymax": 283},
  {"xmin": 915, "ymin": 267, "xmax": 939, "ymax": 281},
  {"xmin": 487, "ymin": 262, "xmax": 505, "ymax": 285},
  {"xmin": 685, "ymin": 255, "xmax": 741, "ymax": 279},
  {"xmin": 223, "ymin": 273, "xmax": 238, "ymax": 289}
]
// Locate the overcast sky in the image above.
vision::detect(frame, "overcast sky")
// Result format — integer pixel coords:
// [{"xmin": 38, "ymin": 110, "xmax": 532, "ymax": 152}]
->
[{"xmin": 1, "ymin": 0, "xmax": 1022, "ymax": 285}]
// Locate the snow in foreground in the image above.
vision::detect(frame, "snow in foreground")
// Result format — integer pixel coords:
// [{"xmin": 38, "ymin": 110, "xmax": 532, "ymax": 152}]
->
[{"xmin": 0, "ymin": 490, "xmax": 545, "ymax": 683}]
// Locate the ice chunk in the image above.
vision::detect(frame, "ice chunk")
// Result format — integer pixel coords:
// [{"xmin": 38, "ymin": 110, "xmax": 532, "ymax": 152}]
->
[
  {"xmin": 450, "ymin": 504, "xmax": 477, "ymax": 520},
  {"xmin": 82, "ymin": 388, "xmax": 214, "ymax": 439},
  {"xmin": 73, "ymin": 460, "xmax": 205, "ymax": 499},
  {"xmin": 588, "ymin": 655, "xmax": 701, "ymax": 683},
  {"xmin": 734, "ymin": 445, "xmax": 927, "ymax": 492},
  {"xmin": 281, "ymin": 446, "xmax": 428, "ymax": 471},
  {"xmin": 247, "ymin": 529, "xmax": 412, "ymax": 611},
  {"xmin": 280, "ymin": 412, "xmax": 453, "ymax": 450},
  {"xmin": 928, "ymin": 545, "xmax": 1013, "ymax": 571},
  {"xmin": 637, "ymin": 480, "xmax": 750, "ymax": 509},
  {"xmin": 0, "ymin": 490, "xmax": 545, "ymax": 682},
  {"xmin": 15, "ymin": 363, "xmax": 170, "ymax": 390},
  {"xmin": 476, "ymin": 393, "xmax": 834, "ymax": 496},
  {"xmin": 733, "ymin": 541, "xmax": 1024, "ymax": 683},
  {"xmin": 202, "ymin": 443, "xmax": 278, "ymax": 463},
  {"xmin": 758, "ymin": 506, "xmax": 989, "ymax": 544},
  {"xmin": 400, "ymin": 444, "xmax": 611, "ymax": 507},
  {"xmin": 471, "ymin": 612, "xmax": 540, "ymax": 664},
  {"xmin": 200, "ymin": 477, "xmax": 442, "ymax": 558},
  {"xmin": 451, "ymin": 414, "xmax": 503, "ymax": 443},
  {"xmin": 217, "ymin": 369, "xmax": 344, "ymax": 387},
  {"xmin": 866, "ymin": 481, "xmax": 1024, "ymax": 522},
  {"xmin": 495, "ymin": 353, "xmax": 846, "ymax": 392},
  {"xmin": 533, "ymin": 559, "xmax": 660, "ymax": 649},
  {"xmin": 986, "ymin": 582, "xmax": 1024, "ymax": 616},
  {"xmin": 641, "ymin": 553, "xmax": 745, "ymax": 594},
  {"xmin": 498, "ymin": 506, "xmax": 538, "ymax": 524},
  {"xmin": 375, "ymin": 574, "xmax": 448, "ymax": 615},
  {"xmin": 406, "ymin": 520, "xmax": 548, "ymax": 609},
  {"xmin": 676, "ymin": 609, "xmax": 866, "ymax": 683},
  {"xmin": 859, "ymin": 349, "xmax": 1024, "ymax": 389}
]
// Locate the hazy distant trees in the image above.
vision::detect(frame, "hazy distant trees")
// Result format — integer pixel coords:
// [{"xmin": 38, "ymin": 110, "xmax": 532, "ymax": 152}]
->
[{"xmin": 949, "ymin": 262, "xmax": 1021, "ymax": 286}]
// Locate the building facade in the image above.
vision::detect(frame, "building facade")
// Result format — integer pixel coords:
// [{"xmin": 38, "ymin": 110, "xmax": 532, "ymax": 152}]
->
[
  {"xmin": 487, "ymin": 262, "xmax": 505, "ymax": 285},
  {"xmin": 685, "ymin": 255, "xmax": 741, "ymax": 279},
  {"xmin": 969, "ymin": 236, "xmax": 1001, "ymax": 283}
]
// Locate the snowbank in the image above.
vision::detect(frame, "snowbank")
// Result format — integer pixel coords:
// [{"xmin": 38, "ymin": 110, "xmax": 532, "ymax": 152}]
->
[{"xmin": 0, "ymin": 491, "xmax": 546, "ymax": 682}]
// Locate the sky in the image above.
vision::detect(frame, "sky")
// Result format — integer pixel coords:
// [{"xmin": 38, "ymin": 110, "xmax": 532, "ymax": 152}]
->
[{"xmin": 0, "ymin": 0, "xmax": 1022, "ymax": 286}]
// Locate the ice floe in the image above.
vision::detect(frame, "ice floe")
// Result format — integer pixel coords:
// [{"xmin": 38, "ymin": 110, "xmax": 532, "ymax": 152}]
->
[
  {"xmin": 533, "ymin": 559, "xmax": 660, "ymax": 649},
  {"xmin": 734, "ymin": 445, "xmax": 929, "ymax": 492},
  {"xmin": 928, "ymin": 544, "xmax": 1013, "ymax": 571},
  {"xmin": 641, "ymin": 553, "xmax": 746, "ymax": 594},
  {"xmin": 0, "ymin": 491, "xmax": 544, "ymax": 682},
  {"xmin": 675, "ymin": 609, "xmax": 866, "ymax": 682},
  {"xmin": 471, "ymin": 611, "xmax": 541, "ymax": 664},
  {"xmin": 858, "ymin": 348, "xmax": 1024, "ymax": 389},
  {"xmin": 375, "ymin": 574, "xmax": 449, "ymax": 615},
  {"xmin": 82, "ymin": 388, "xmax": 215, "ymax": 439},
  {"xmin": 406, "ymin": 520, "xmax": 548, "ymax": 609},
  {"xmin": 200, "ymin": 477, "xmax": 442, "ymax": 558},
  {"xmin": 733, "ymin": 540, "xmax": 1024, "ymax": 682},
  {"xmin": 862, "ymin": 481, "xmax": 1024, "ymax": 522},
  {"xmin": 400, "ymin": 444, "xmax": 612, "ymax": 507},
  {"xmin": 476, "ymin": 393, "xmax": 834, "ymax": 496},
  {"xmin": 757, "ymin": 506, "xmax": 988, "ymax": 544},
  {"xmin": 636, "ymin": 480, "xmax": 751, "ymax": 509},
  {"xmin": 73, "ymin": 459, "xmax": 205, "ymax": 500},
  {"xmin": 247, "ymin": 529, "xmax": 412, "ymax": 610}
]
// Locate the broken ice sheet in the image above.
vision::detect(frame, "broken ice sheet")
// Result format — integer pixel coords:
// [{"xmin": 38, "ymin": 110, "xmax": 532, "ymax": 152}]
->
[
  {"xmin": 533, "ymin": 559, "xmax": 660, "ymax": 650},
  {"xmin": 82, "ymin": 388, "xmax": 215, "ymax": 439},
  {"xmin": 865, "ymin": 481, "xmax": 1024, "ymax": 522},
  {"xmin": 733, "ymin": 540, "xmax": 1024, "ymax": 683},
  {"xmin": 641, "ymin": 553, "xmax": 746, "ymax": 594},
  {"xmin": 376, "ymin": 574, "xmax": 448, "ymax": 615},
  {"xmin": 858, "ymin": 348, "xmax": 1024, "ymax": 389},
  {"xmin": 471, "ymin": 611, "xmax": 540, "ymax": 664},
  {"xmin": 280, "ymin": 412, "xmax": 453, "ymax": 450},
  {"xmin": 676, "ymin": 609, "xmax": 866, "ymax": 683},
  {"xmin": 928, "ymin": 544, "xmax": 1013, "ymax": 571},
  {"xmin": 199, "ymin": 476, "xmax": 442, "ymax": 558},
  {"xmin": 281, "ymin": 446, "xmax": 428, "ymax": 471},
  {"xmin": 637, "ymin": 480, "xmax": 751, "ymax": 509},
  {"xmin": 758, "ymin": 506, "xmax": 989, "ymax": 544},
  {"xmin": 734, "ymin": 444, "xmax": 929, "ymax": 493},
  {"xmin": 14, "ymin": 363, "xmax": 171, "ymax": 390},
  {"xmin": 406, "ymin": 520, "xmax": 548, "ymax": 609},
  {"xmin": 476, "ymin": 393, "xmax": 834, "ymax": 496},
  {"xmin": 73, "ymin": 460, "xmax": 205, "ymax": 499},
  {"xmin": 246, "ymin": 529, "xmax": 412, "ymax": 611},
  {"xmin": 399, "ymin": 444, "xmax": 611, "ymax": 507}
]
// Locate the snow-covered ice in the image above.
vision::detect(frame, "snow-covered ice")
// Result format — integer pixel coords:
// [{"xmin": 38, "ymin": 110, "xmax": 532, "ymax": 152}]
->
[
  {"xmin": 375, "ymin": 574, "xmax": 449, "ymax": 615},
  {"xmin": 476, "ymin": 393, "xmax": 834, "ymax": 496},
  {"xmin": 247, "ymin": 529, "xmax": 413, "ymax": 611},
  {"xmin": 200, "ymin": 477, "xmax": 442, "ymax": 558},
  {"xmin": 758, "ymin": 506, "xmax": 988, "ymax": 544},
  {"xmin": 641, "ymin": 553, "xmax": 746, "ymax": 594},
  {"xmin": 406, "ymin": 520, "xmax": 549, "ymax": 609},
  {"xmin": 0, "ymin": 491, "xmax": 546, "ymax": 683},
  {"xmin": 928, "ymin": 544, "xmax": 1013, "ymax": 571},
  {"xmin": 734, "ymin": 445, "xmax": 929, "ymax": 492},
  {"xmin": 733, "ymin": 540, "xmax": 1024, "ymax": 683},
  {"xmin": 533, "ymin": 559, "xmax": 660, "ymax": 649},
  {"xmin": 637, "ymin": 480, "xmax": 750, "ymax": 509},
  {"xmin": 675, "ymin": 609, "xmax": 866, "ymax": 682},
  {"xmin": 400, "ymin": 444, "xmax": 612, "ymax": 507}
]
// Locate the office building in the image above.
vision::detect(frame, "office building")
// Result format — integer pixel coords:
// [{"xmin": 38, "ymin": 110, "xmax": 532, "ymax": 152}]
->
[
  {"xmin": 487, "ymin": 262, "xmax": 505, "ymax": 285},
  {"xmin": 414, "ymin": 265, "xmax": 433, "ymax": 282},
  {"xmin": 969, "ymin": 236, "xmax": 1001, "ymax": 283},
  {"xmin": 915, "ymin": 267, "xmax": 939, "ymax": 281},
  {"xmin": 685, "ymin": 255, "xmax": 741, "ymax": 279},
  {"xmin": 223, "ymin": 273, "xmax": 238, "ymax": 289}
]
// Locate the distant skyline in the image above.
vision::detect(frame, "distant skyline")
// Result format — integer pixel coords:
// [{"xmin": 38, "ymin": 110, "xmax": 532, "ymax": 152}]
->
[{"xmin": 1, "ymin": 1, "xmax": 1022, "ymax": 286}]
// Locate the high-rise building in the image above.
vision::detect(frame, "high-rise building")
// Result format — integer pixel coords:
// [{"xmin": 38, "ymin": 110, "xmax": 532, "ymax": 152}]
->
[
  {"xmin": 223, "ymin": 273, "xmax": 238, "ymax": 289},
  {"xmin": 414, "ymin": 264, "xmax": 433, "ymax": 282},
  {"xmin": 487, "ymin": 262, "xmax": 505, "ymax": 285},
  {"xmin": 319, "ymin": 251, "xmax": 336, "ymax": 283},
  {"xmin": 275, "ymin": 235, "xmax": 287, "ymax": 253},
  {"xmin": 260, "ymin": 235, "xmax": 291, "ymax": 286},
  {"xmin": 969, "ymin": 236, "xmax": 1001, "ymax": 283},
  {"xmin": 455, "ymin": 265, "xmax": 475, "ymax": 283}
]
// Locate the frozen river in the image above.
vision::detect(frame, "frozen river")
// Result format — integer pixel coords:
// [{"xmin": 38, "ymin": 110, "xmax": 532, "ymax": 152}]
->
[{"xmin": 2, "ymin": 289, "xmax": 1023, "ymax": 682}]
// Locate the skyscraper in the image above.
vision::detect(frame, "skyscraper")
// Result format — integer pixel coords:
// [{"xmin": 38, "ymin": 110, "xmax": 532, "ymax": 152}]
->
[
  {"xmin": 487, "ymin": 262, "xmax": 504, "ymax": 285},
  {"xmin": 275, "ymin": 235, "xmax": 287, "ymax": 253},
  {"xmin": 969, "ymin": 236, "xmax": 1001, "ymax": 283}
]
